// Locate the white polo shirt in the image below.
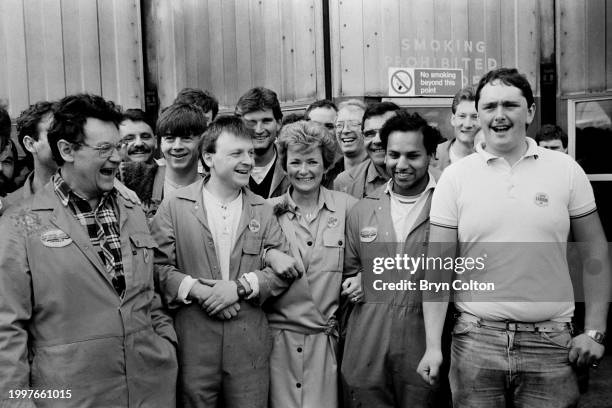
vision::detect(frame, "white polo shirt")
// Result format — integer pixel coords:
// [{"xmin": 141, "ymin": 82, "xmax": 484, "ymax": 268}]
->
[{"xmin": 430, "ymin": 137, "xmax": 596, "ymax": 322}]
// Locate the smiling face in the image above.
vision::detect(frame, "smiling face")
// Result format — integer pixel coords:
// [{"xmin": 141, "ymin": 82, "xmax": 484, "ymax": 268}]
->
[
  {"xmin": 307, "ymin": 107, "xmax": 337, "ymax": 134},
  {"xmin": 335, "ymin": 106, "xmax": 365, "ymax": 157},
  {"xmin": 286, "ymin": 145, "xmax": 324, "ymax": 196},
  {"xmin": 385, "ymin": 130, "xmax": 432, "ymax": 196},
  {"xmin": 242, "ymin": 109, "xmax": 280, "ymax": 157},
  {"xmin": 204, "ymin": 131, "xmax": 254, "ymax": 190},
  {"xmin": 119, "ymin": 119, "xmax": 156, "ymax": 163},
  {"xmin": 363, "ymin": 110, "xmax": 397, "ymax": 167},
  {"xmin": 160, "ymin": 134, "xmax": 201, "ymax": 173},
  {"xmin": 62, "ymin": 118, "xmax": 122, "ymax": 199},
  {"xmin": 451, "ymin": 100, "xmax": 479, "ymax": 145},
  {"xmin": 477, "ymin": 81, "xmax": 535, "ymax": 157}
]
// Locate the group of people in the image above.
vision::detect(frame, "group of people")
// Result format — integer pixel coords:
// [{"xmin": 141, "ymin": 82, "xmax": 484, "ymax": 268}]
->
[{"xmin": 0, "ymin": 67, "xmax": 609, "ymax": 408}]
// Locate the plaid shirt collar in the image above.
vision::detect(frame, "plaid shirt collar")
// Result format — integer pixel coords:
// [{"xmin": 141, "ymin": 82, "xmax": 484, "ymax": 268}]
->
[{"xmin": 53, "ymin": 171, "xmax": 116, "ymax": 210}]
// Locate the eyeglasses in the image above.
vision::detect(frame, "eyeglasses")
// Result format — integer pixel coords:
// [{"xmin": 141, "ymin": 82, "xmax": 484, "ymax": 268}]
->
[
  {"xmin": 335, "ymin": 121, "xmax": 362, "ymax": 131},
  {"xmin": 161, "ymin": 134, "xmax": 199, "ymax": 143},
  {"xmin": 78, "ymin": 141, "xmax": 124, "ymax": 158}
]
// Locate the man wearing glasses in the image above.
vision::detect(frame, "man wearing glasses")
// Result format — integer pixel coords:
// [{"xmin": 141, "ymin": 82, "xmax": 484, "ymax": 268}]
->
[
  {"xmin": 235, "ymin": 87, "xmax": 290, "ymax": 198},
  {"xmin": 333, "ymin": 102, "xmax": 400, "ymax": 198},
  {"xmin": 323, "ymin": 99, "xmax": 368, "ymax": 188},
  {"xmin": 119, "ymin": 103, "xmax": 207, "ymax": 219},
  {"xmin": 0, "ymin": 93, "xmax": 177, "ymax": 407}
]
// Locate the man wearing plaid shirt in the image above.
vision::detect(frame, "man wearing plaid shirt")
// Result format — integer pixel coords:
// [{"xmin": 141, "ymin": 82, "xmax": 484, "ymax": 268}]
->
[{"xmin": 0, "ymin": 94, "xmax": 177, "ymax": 407}]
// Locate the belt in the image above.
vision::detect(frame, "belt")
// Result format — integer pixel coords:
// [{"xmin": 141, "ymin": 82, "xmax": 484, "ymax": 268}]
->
[{"xmin": 459, "ymin": 313, "xmax": 570, "ymax": 333}]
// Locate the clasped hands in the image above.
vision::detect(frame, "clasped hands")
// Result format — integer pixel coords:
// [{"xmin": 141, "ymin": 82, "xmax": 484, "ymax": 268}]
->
[{"xmin": 188, "ymin": 279, "xmax": 240, "ymax": 320}]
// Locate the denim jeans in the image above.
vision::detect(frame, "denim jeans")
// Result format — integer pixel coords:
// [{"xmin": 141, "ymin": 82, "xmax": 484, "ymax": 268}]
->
[{"xmin": 449, "ymin": 317, "xmax": 579, "ymax": 408}]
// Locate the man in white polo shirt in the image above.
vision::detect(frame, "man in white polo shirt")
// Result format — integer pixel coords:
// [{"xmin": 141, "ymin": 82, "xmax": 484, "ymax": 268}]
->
[{"xmin": 417, "ymin": 68, "xmax": 610, "ymax": 407}]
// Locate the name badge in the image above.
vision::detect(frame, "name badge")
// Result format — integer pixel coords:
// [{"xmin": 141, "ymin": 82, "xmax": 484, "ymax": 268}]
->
[
  {"xmin": 327, "ymin": 216, "xmax": 339, "ymax": 228},
  {"xmin": 249, "ymin": 219, "xmax": 261, "ymax": 233},
  {"xmin": 359, "ymin": 227, "xmax": 377, "ymax": 243},
  {"xmin": 40, "ymin": 229, "xmax": 73, "ymax": 248}
]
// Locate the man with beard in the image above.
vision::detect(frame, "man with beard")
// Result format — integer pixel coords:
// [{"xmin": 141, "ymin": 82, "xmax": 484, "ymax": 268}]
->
[
  {"xmin": 341, "ymin": 111, "xmax": 442, "ymax": 407},
  {"xmin": 0, "ymin": 139, "xmax": 18, "ymax": 197},
  {"xmin": 433, "ymin": 87, "xmax": 480, "ymax": 171},
  {"xmin": 235, "ymin": 87, "xmax": 289, "ymax": 198},
  {"xmin": 120, "ymin": 109, "xmax": 157, "ymax": 163},
  {"xmin": 333, "ymin": 102, "xmax": 399, "ymax": 198},
  {"xmin": 119, "ymin": 103, "xmax": 207, "ymax": 219},
  {"xmin": 0, "ymin": 93, "xmax": 178, "ymax": 407}
]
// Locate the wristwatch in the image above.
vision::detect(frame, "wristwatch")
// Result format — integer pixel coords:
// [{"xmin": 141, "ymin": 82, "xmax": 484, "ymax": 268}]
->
[{"xmin": 584, "ymin": 330, "xmax": 606, "ymax": 345}]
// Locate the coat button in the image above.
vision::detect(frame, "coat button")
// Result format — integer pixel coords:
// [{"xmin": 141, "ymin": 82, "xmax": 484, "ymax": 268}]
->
[
  {"xmin": 296, "ymin": 383, "xmax": 301, "ymax": 388},
  {"xmin": 297, "ymin": 347, "xmax": 302, "ymax": 353},
  {"xmin": 307, "ymin": 241, "xmax": 313, "ymax": 246},
  {"xmin": 338, "ymin": 240, "xmax": 343, "ymax": 246}
]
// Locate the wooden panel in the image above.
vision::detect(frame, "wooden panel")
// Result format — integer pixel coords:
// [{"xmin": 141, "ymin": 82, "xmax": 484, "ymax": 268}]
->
[
  {"xmin": 362, "ymin": 0, "xmax": 382, "ymax": 95},
  {"xmin": 235, "ymin": 0, "xmax": 253, "ymax": 97},
  {"xmin": 0, "ymin": 0, "xmax": 29, "ymax": 116},
  {"xmin": 608, "ymin": 0, "xmax": 612, "ymax": 90},
  {"xmin": 97, "ymin": 0, "xmax": 144, "ymax": 108},
  {"xmin": 557, "ymin": 0, "xmax": 586, "ymax": 94},
  {"xmin": 62, "ymin": 0, "xmax": 102, "ymax": 95},
  {"xmin": 280, "ymin": 0, "xmax": 296, "ymax": 101},
  {"xmin": 585, "ymin": 0, "xmax": 606, "ymax": 92},
  {"xmin": 24, "ymin": 0, "xmax": 65, "ymax": 103},
  {"xmin": 515, "ymin": 0, "xmax": 539, "ymax": 93},
  {"xmin": 338, "ymin": 0, "xmax": 364, "ymax": 96}
]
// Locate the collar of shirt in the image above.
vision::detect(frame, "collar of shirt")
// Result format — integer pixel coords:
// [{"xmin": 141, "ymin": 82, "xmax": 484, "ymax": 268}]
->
[
  {"xmin": 384, "ymin": 171, "xmax": 437, "ymax": 196},
  {"xmin": 251, "ymin": 150, "xmax": 277, "ymax": 184},
  {"xmin": 53, "ymin": 172, "xmax": 116, "ymax": 210},
  {"xmin": 366, "ymin": 160, "xmax": 387, "ymax": 183},
  {"xmin": 283, "ymin": 186, "xmax": 335, "ymax": 220},
  {"xmin": 475, "ymin": 137, "xmax": 539, "ymax": 164}
]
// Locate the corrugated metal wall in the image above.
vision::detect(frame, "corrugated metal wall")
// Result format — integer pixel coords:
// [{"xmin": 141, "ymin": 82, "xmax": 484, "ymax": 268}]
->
[
  {"xmin": 0, "ymin": 0, "xmax": 144, "ymax": 117},
  {"xmin": 557, "ymin": 0, "xmax": 612, "ymax": 96},
  {"xmin": 146, "ymin": 0, "xmax": 326, "ymax": 110},
  {"xmin": 329, "ymin": 0, "xmax": 540, "ymax": 98}
]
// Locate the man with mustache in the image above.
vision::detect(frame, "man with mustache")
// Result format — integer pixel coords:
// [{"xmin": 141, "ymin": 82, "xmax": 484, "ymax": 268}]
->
[
  {"xmin": 0, "ymin": 93, "xmax": 178, "ymax": 407},
  {"xmin": 235, "ymin": 87, "xmax": 290, "ymax": 198},
  {"xmin": 333, "ymin": 102, "xmax": 400, "ymax": 198},
  {"xmin": 120, "ymin": 108, "xmax": 157, "ymax": 164},
  {"xmin": 119, "ymin": 103, "xmax": 207, "ymax": 219}
]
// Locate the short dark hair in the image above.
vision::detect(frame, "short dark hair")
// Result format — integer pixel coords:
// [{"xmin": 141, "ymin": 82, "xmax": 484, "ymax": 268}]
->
[
  {"xmin": 48, "ymin": 94, "xmax": 122, "ymax": 166},
  {"xmin": 121, "ymin": 108, "xmax": 155, "ymax": 130},
  {"xmin": 536, "ymin": 124, "xmax": 568, "ymax": 148},
  {"xmin": 15, "ymin": 101, "xmax": 56, "ymax": 167},
  {"xmin": 174, "ymin": 88, "xmax": 219, "ymax": 120},
  {"xmin": 281, "ymin": 113, "xmax": 305, "ymax": 127},
  {"xmin": 277, "ymin": 121, "xmax": 337, "ymax": 172},
  {"xmin": 200, "ymin": 115, "xmax": 251, "ymax": 172},
  {"xmin": 304, "ymin": 99, "xmax": 337, "ymax": 119},
  {"xmin": 0, "ymin": 105, "xmax": 11, "ymax": 152},
  {"xmin": 362, "ymin": 102, "xmax": 400, "ymax": 129},
  {"xmin": 156, "ymin": 103, "xmax": 208, "ymax": 139},
  {"xmin": 235, "ymin": 87, "xmax": 282, "ymax": 121},
  {"xmin": 379, "ymin": 110, "xmax": 440, "ymax": 156},
  {"xmin": 475, "ymin": 68, "xmax": 534, "ymax": 109},
  {"xmin": 451, "ymin": 87, "xmax": 476, "ymax": 114}
]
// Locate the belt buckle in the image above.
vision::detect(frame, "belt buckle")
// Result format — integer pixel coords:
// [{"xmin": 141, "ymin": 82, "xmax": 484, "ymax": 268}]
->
[{"xmin": 505, "ymin": 321, "xmax": 518, "ymax": 331}]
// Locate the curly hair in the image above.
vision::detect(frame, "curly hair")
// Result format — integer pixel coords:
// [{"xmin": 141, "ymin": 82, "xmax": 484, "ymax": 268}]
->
[{"xmin": 277, "ymin": 120, "xmax": 336, "ymax": 171}]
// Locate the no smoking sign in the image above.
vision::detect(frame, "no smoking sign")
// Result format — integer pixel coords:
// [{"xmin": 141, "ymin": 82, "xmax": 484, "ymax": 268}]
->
[{"xmin": 389, "ymin": 69, "xmax": 414, "ymax": 96}]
